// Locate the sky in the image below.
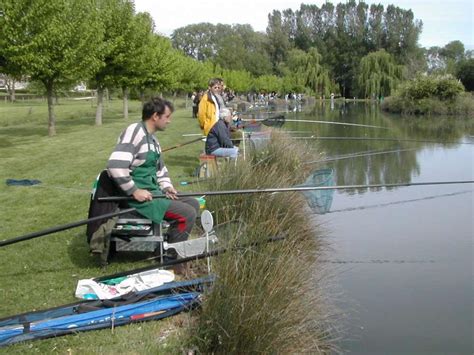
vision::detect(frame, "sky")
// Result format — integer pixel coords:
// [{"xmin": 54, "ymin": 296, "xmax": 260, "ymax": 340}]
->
[{"xmin": 134, "ymin": 0, "xmax": 473, "ymax": 49}]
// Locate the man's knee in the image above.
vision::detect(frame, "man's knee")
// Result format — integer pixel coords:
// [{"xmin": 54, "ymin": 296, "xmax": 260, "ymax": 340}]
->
[
  {"xmin": 180, "ymin": 197, "xmax": 200, "ymax": 215},
  {"xmin": 187, "ymin": 197, "xmax": 200, "ymax": 213}
]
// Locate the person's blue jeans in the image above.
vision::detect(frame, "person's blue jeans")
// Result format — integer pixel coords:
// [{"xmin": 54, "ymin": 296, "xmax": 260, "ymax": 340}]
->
[{"xmin": 211, "ymin": 147, "xmax": 239, "ymax": 159}]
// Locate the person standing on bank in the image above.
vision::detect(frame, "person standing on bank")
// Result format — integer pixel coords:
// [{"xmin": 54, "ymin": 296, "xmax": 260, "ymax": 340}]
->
[
  {"xmin": 198, "ymin": 78, "xmax": 222, "ymax": 136},
  {"xmin": 205, "ymin": 107, "xmax": 239, "ymax": 159},
  {"xmin": 107, "ymin": 97, "xmax": 200, "ymax": 248}
]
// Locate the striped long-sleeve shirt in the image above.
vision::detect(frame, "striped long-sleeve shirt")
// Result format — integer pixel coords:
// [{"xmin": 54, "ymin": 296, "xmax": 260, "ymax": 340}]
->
[{"xmin": 107, "ymin": 122, "xmax": 173, "ymax": 196}]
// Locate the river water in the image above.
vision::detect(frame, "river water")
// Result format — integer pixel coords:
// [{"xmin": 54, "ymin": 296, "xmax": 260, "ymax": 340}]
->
[{"xmin": 277, "ymin": 101, "xmax": 473, "ymax": 354}]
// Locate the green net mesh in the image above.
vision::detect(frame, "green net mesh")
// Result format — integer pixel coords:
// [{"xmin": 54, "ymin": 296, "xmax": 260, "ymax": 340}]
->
[{"xmin": 298, "ymin": 168, "xmax": 334, "ymax": 214}]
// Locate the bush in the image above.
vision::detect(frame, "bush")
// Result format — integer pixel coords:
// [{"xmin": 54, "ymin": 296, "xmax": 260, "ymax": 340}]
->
[
  {"xmin": 398, "ymin": 74, "xmax": 464, "ymax": 101},
  {"xmin": 456, "ymin": 58, "xmax": 474, "ymax": 91},
  {"xmin": 452, "ymin": 92, "xmax": 474, "ymax": 116},
  {"xmin": 382, "ymin": 74, "xmax": 469, "ymax": 116}
]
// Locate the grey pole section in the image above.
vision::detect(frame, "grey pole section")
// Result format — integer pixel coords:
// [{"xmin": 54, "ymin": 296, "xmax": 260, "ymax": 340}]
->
[{"xmin": 99, "ymin": 180, "xmax": 474, "ymax": 202}]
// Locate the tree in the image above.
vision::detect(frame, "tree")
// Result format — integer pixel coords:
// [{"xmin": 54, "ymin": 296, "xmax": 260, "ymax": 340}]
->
[
  {"xmin": 266, "ymin": 1, "xmax": 423, "ymax": 96},
  {"xmin": 253, "ymin": 75, "xmax": 282, "ymax": 93},
  {"xmin": 357, "ymin": 49, "xmax": 403, "ymax": 98},
  {"xmin": 0, "ymin": 0, "xmax": 103, "ymax": 136},
  {"xmin": 266, "ymin": 10, "xmax": 293, "ymax": 68},
  {"xmin": 114, "ymin": 12, "xmax": 156, "ymax": 119},
  {"xmin": 456, "ymin": 59, "xmax": 474, "ymax": 91},
  {"xmin": 440, "ymin": 40, "xmax": 465, "ymax": 63},
  {"xmin": 91, "ymin": 0, "xmax": 136, "ymax": 125},
  {"xmin": 222, "ymin": 69, "xmax": 253, "ymax": 93},
  {"xmin": 171, "ymin": 23, "xmax": 272, "ymax": 77},
  {"xmin": 171, "ymin": 23, "xmax": 217, "ymax": 61},
  {"xmin": 134, "ymin": 35, "xmax": 182, "ymax": 99},
  {"xmin": 304, "ymin": 48, "xmax": 331, "ymax": 97},
  {"xmin": 440, "ymin": 40, "xmax": 466, "ymax": 75},
  {"xmin": 172, "ymin": 55, "xmax": 210, "ymax": 93},
  {"xmin": 283, "ymin": 48, "xmax": 330, "ymax": 96},
  {"xmin": 383, "ymin": 5, "xmax": 422, "ymax": 63}
]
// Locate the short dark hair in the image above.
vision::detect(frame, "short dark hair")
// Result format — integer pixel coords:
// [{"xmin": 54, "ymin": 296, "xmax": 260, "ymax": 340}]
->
[
  {"xmin": 208, "ymin": 78, "xmax": 220, "ymax": 87},
  {"xmin": 142, "ymin": 97, "xmax": 174, "ymax": 120}
]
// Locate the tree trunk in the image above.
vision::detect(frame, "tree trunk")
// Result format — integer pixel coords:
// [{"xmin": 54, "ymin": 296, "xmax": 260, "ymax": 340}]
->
[
  {"xmin": 46, "ymin": 82, "xmax": 56, "ymax": 136},
  {"xmin": 6, "ymin": 78, "xmax": 16, "ymax": 102},
  {"xmin": 95, "ymin": 87, "xmax": 104, "ymax": 126},
  {"xmin": 122, "ymin": 87, "xmax": 129, "ymax": 119},
  {"xmin": 10, "ymin": 81, "xmax": 16, "ymax": 103}
]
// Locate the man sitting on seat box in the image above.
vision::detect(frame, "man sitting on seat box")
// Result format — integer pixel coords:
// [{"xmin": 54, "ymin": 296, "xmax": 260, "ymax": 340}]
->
[{"xmin": 106, "ymin": 97, "xmax": 200, "ymax": 249}]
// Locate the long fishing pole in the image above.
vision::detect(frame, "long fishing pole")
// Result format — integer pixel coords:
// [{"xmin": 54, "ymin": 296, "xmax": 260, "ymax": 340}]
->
[
  {"xmin": 289, "ymin": 135, "xmax": 474, "ymax": 145},
  {"xmin": 182, "ymin": 133, "xmax": 205, "ymax": 137},
  {"xmin": 241, "ymin": 118, "xmax": 388, "ymax": 130},
  {"xmin": 236, "ymin": 111, "xmax": 290, "ymax": 118},
  {"xmin": 2, "ymin": 181, "xmax": 472, "ymax": 248},
  {"xmin": 305, "ymin": 148, "xmax": 418, "ymax": 164},
  {"xmin": 161, "ymin": 137, "xmax": 204, "ymax": 152},
  {"xmin": 0, "ymin": 208, "xmax": 136, "ymax": 248},
  {"xmin": 99, "ymin": 180, "xmax": 474, "ymax": 202}
]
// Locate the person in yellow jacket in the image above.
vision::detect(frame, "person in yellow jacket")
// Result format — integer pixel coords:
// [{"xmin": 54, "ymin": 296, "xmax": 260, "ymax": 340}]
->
[{"xmin": 198, "ymin": 78, "xmax": 223, "ymax": 135}]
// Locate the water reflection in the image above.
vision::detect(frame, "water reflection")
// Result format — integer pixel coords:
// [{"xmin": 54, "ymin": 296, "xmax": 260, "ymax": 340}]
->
[
  {"xmin": 280, "ymin": 102, "xmax": 471, "ymax": 194},
  {"xmin": 282, "ymin": 102, "xmax": 473, "ymax": 353}
]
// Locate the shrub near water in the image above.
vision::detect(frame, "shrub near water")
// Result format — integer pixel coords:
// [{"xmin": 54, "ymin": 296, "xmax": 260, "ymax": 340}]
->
[
  {"xmin": 382, "ymin": 74, "xmax": 473, "ymax": 116},
  {"xmin": 188, "ymin": 131, "xmax": 337, "ymax": 353}
]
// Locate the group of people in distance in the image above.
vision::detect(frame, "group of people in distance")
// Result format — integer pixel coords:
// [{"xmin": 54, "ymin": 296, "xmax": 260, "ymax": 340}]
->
[{"xmin": 103, "ymin": 78, "xmax": 239, "ymax": 274}]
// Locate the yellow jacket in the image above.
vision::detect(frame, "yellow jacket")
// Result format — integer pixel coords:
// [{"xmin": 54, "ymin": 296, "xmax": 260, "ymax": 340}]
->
[{"xmin": 198, "ymin": 91, "xmax": 218, "ymax": 136}]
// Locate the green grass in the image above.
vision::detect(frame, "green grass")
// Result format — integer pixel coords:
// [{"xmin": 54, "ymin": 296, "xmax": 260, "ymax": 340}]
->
[{"xmin": 0, "ymin": 98, "xmax": 204, "ymax": 353}]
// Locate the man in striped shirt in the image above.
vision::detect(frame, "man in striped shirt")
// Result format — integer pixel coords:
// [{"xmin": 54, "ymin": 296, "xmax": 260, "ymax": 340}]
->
[{"xmin": 107, "ymin": 97, "xmax": 200, "ymax": 247}]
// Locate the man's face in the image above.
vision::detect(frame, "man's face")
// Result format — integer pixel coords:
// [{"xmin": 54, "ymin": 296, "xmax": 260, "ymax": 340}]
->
[
  {"xmin": 223, "ymin": 113, "xmax": 232, "ymax": 124},
  {"xmin": 210, "ymin": 84, "xmax": 220, "ymax": 95},
  {"xmin": 154, "ymin": 106, "xmax": 172, "ymax": 131}
]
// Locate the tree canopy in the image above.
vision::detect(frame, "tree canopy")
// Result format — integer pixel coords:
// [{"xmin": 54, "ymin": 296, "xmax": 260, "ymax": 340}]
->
[
  {"xmin": 1, "ymin": 0, "xmax": 103, "ymax": 135},
  {"xmin": 357, "ymin": 49, "xmax": 403, "ymax": 98}
]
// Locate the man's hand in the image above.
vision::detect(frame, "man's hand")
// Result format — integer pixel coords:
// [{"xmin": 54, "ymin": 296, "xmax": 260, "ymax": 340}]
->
[
  {"xmin": 132, "ymin": 189, "xmax": 153, "ymax": 202},
  {"xmin": 163, "ymin": 186, "xmax": 179, "ymax": 200}
]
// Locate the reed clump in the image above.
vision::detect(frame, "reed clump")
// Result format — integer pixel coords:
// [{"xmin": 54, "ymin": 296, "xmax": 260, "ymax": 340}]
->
[{"xmin": 187, "ymin": 130, "xmax": 338, "ymax": 353}]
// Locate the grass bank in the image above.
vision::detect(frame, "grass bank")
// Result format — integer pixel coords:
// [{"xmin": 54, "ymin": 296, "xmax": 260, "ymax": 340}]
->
[
  {"xmin": 0, "ymin": 98, "xmax": 334, "ymax": 353},
  {"xmin": 184, "ymin": 131, "xmax": 337, "ymax": 353}
]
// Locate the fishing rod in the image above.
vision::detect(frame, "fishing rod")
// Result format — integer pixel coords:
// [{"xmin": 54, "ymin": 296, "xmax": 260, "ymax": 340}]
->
[
  {"xmin": 0, "ymin": 208, "xmax": 136, "ymax": 248},
  {"xmin": 305, "ymin": 148, "xmax": 418, "ymax": 164},
  {"xmin": 161, "ymin": 137, "xmax": 204, "ymax": 152},
  {"xmin": 327, "ymin": 190, "xmax": 471, "ymax": 214},
  {"xmin": 2, "ymin": 181, "xmax": 472, "ymax": 248},
  {"xmin": 182, "ymin": 133, "xmax": 204, "ymax": 137},
  {"xmin": 289, "ymin": 135, "xmax": 474, "ymax": 145},
  {"xmin": 98, "ymin": 180, "xmax": 474, "ymax": 202},
  {"xmin": 241, "ymin": 118, "xmax": 388, "ymax": 130},
  {"xmin": 236, "ymin": 110, "xmax": 289, "ymax": 116}
]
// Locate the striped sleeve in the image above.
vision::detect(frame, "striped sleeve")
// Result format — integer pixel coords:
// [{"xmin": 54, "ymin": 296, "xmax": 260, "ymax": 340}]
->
[{"xmin": 107, "ymin": 123, "xmax": 144, "ymax": 195}]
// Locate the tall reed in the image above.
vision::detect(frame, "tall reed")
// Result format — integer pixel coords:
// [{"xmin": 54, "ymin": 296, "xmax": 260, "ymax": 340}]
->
[{"xmin": 187, "ymin": 130, "xmax": 338, "ymax": 353}]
